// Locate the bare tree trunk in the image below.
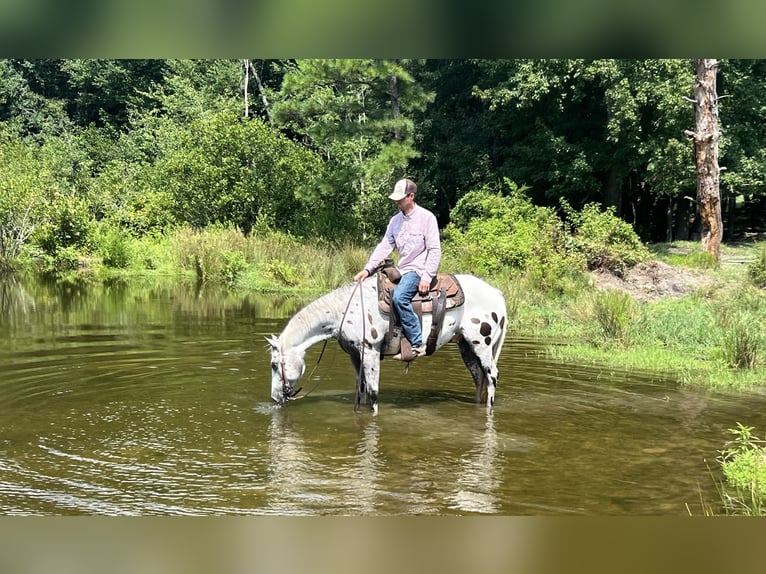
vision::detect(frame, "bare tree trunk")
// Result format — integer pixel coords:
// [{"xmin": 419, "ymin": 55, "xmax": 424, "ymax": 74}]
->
[
  {"xmin": 685, "ymin": 59, "xmax": 723, "ymax": 261},
  {"xmin": 242, "ymin": 59, "xmax": 250, "ymax": 118},
  {"xmin": 249, "ymin": 61, "xmax": 273, "ymax": 123},
  {"xmin": 390, "ymin": 73, "xmax": 400, "ymax": 141}
]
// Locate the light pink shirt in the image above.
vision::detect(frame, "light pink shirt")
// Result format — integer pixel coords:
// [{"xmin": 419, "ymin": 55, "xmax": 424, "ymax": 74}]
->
[{"xmin": 364, "ymin": 204, "xmax": 441, "ymax": 282}]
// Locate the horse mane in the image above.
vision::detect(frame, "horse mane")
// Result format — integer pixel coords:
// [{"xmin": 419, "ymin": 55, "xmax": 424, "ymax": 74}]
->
[{"xmin": 280, "ymin": 282, "xmax": 359, "ymax": 349}]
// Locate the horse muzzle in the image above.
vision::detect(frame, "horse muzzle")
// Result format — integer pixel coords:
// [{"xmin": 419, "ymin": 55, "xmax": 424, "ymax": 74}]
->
[{"xmin": 272, "ymin": 386, "xmax": 303, "ymax": 405}]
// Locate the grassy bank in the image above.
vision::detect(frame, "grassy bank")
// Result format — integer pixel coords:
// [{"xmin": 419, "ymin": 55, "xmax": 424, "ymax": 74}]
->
[
  {"xmin": 13, "ymin": 225, "xmax": 766, "ymax": 391},
  {"xmin": 537, "ymin": 241, "xmax": 766, "ymax": 390}
]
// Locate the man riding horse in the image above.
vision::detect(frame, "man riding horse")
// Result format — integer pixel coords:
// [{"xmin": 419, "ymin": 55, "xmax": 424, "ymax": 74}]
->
[{"xmin": 353, "ymin": 178, "xmax": 441, "ymax": 361}]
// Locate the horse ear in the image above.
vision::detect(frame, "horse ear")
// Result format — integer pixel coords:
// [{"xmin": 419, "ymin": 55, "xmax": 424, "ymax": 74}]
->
[{"xmin": 265, "ymin": 335, "xmax": 279, "ymax": 348}]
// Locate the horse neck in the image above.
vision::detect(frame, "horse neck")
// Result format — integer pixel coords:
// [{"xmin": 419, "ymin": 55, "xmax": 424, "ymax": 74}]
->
[{"xmin": 280, "ymin": 283, "xmax": 358, "ymax": 353}]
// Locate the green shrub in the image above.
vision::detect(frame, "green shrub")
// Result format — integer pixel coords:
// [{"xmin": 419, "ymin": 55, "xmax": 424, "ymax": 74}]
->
[
  {"xmin": 33, "ymin": 193, "xmax": 93, "ymax": 257},
  {"xmin": 718, "ymin": 423, "xmax": 766, "ymax": 515},
  {"xmin": 264, "ymin": 259, "xmax": 300, "ymax": 287},
  {"xmin": 97, "ymin": 226, "xmax": 132, "ymax": 269},
  {"xmin": 221, "ymin": 250, "xmax": 247, "ymax": 288},
  {"xmin": 563, "ymin": 201, "xmax": 650, "ymax": 277},
  {"xmin": 444, "ymin": 180, "xmax": 585, "ymax": 292}
]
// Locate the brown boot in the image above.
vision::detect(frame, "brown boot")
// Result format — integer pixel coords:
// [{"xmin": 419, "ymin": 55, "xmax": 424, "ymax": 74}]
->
[{"xmin": 392, "ymin": 344, "xmax": 426, "ymax": 361}]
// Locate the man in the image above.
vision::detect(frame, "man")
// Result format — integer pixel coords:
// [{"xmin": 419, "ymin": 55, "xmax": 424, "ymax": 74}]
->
[{"xmin": 354, "ymin": 178, "xmax": 441, "ymax": 360}]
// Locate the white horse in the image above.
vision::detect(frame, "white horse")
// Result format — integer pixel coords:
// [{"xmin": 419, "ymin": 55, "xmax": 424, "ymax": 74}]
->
[{"xmin": 267, "ymin": 274, "xmax": 508, "ymax": 415}]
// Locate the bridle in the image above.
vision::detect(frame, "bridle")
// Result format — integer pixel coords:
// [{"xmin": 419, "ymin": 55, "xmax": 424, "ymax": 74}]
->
[{"xmin": 274, "ymin": 278, "xmax": 366, "ymax": 404}]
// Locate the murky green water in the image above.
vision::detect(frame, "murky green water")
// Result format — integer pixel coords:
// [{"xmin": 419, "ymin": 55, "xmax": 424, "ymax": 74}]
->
[{"xmin": 1, "ymin": 275, "xmax": 764, "ymax": 515}]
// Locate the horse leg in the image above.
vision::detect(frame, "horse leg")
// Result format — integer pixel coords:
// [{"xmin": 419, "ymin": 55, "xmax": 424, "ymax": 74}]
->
[
  {"xmin": 349, "ymin": 352, "xmax": 366, "ymax": 411},
  {"xmin": 350, "ymin": 348, "xmax": 382, "ymax": 414},
  {"xmin": 457, "ymin": 337, "xmax": 498, "ymax": 409},
  {"xmin": 360, "ymin": 351, "xmax": 381, "ymax": 415},
  {"xmin": 457, "ymin": 337, "xmax": 488, "ymax": 404}
]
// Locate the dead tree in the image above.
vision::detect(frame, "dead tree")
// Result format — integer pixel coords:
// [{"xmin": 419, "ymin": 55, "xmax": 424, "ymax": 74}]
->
[{"xmin": 685, "ymin": 59, "xmax": 723, "ymax": 261}]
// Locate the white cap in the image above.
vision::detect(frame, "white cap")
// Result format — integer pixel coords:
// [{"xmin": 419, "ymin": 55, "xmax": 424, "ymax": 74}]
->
[{"xmin": 388, "ymin": 178, "xmax": 416, "ymax": 201}]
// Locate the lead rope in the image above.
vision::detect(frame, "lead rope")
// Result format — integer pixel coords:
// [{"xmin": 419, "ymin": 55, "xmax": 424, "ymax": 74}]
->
[{"xmin": 287, "ymin": 279, "xmax": 366, "ymax": 401}]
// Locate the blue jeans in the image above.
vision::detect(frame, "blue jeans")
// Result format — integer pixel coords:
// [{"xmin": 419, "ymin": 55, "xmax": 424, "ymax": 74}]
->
[{"xmin": 392, "ymin": 271, "xmax": 423, "ymax": 347}]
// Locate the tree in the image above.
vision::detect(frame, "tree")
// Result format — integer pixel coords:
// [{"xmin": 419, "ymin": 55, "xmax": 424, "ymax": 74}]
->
[
  {"xmin": 718, "ymin": 59, "xmax": 766, "ymax": 239},
  {"xmin": 685, "ymin": 59, "xmax": 723, "ymax": 260},
  {"xmin": 439, "ymin": 60, "xmax": 696, "ymax": 241},
  {"xmin": 273, "ymin": 59, "xmax": 434, "ymax": 238}
]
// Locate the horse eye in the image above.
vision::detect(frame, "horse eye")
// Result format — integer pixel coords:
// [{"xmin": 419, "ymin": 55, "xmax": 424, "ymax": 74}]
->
[{"xmin": 271, "ymin": 362, "xmax": 278, "ymax": 370}]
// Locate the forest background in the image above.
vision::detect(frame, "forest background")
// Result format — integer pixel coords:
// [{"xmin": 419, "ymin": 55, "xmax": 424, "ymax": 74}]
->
[
  {"xmin": 1, "ymin": 58, "xmax": 766, "ymax": 387},
  {"xmin": 2, "ymin": 59, "xmax": 765, "ymax": 258}
]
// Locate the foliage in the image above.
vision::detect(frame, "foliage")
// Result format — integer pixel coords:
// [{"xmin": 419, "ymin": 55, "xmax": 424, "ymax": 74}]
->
[
  {"xmin": 262, "ymin": 259, "xmax": 300, "ymax": 287},
  {"xmin": 170, "ymin": 225, "xmax": 248, "ymax": 284},
  {"xmin": 714, "ymin": 287, "xmax": 766, "ymax": 369},
  {"xmin": 0, "ymin": 133, "xmax": 49, "ymax": 262},
  {"xmin": 747, "ymin": 246, "xmax": 766, "ymax": 288},
  {"xmin": 563, "ymin": 200, "xmax": 651, "ymax": 277},
  {"xmin": 632, "ymin": 295, "xmax": 717, "ymax": 353},
  {"xmin": 468, "ymin": 59, "xmax": 696, "ymax": 237},
  {"xmin": 585, "ymin": 290, "xmax": 638, "ymax": 347},
  {"xmin": 32, "ymin": 192, "xmax": 92, "ymax": 258},
  {"xmin": 150, "ymin": 109, "xmax": 323, "ymax": 235},
  {"xmin": 273, "ymin": 59, "xmax": 435, "ymax": 237},
  {"xmin": 717, "ymin": 423, "xmax": 766, "ymax": 515},
  {"xmin": 3, "ymin": 58, "xmax": 766, "ymax": 271},
  {"xmin": 443, "ymin": 180, "xmax": 585, "ymax": 292},
  {"xmin": 95, "ymin": 224, "xmax": 132, "ymax": 269}
]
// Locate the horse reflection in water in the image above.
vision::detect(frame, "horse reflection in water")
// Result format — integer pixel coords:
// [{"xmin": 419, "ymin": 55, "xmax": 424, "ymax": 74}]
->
[
  {"xmin": 264, "ymin": 407, "xmax": 504, "ymax": 515},
  {"xmin": 448, "ymin": 413, "xmax": 501, "ymax": 514},
  {"xmin": 264, "ymin": 409, "xmax": 383, "ymax": 515},
  {"xmin": 267, "ymin": 274, "xmax": 508, "ymax": 414}
]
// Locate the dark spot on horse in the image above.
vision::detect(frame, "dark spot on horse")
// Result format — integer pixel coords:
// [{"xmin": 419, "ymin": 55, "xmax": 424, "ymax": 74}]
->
[
  {"xmin": 492, "ymin": 311, "xmax": 498, "ymax": 323},
  {"xmin": 484, "ymin": 336, "xmax": 491, "ymax": 345},
  {"xmin": 346, "ymin": 319, "xmax": 353, "ymax": 325},
  {"xmin": 367, "ymin": 312, "xmax": 373, "ymax": 323},
  {"xmin": 480, "ymin": 322, "xmax": 491, "ymax": 337},
  {"xmin": 491, "ymin": 376, "xmax": 497, "ymax": 387},
  {"xmin": 371, "ymin": 327, "xmax": 378, "ymax": 339},
  {"xmin": 471, "ymin": 317, "xmax": 480, "ymax": 324},
  {"xmin": 500, "ymin": 316, "xmax": 506, "ymax": 329},
  {"xmin": 472, "ymin": 340, "xmax": 480, "ymax": 345}
]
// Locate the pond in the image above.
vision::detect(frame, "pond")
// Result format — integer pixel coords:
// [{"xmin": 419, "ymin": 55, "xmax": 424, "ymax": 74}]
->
[{"xmin": 1, "ymin": 275, "xmax": 764, "ymax": 515}]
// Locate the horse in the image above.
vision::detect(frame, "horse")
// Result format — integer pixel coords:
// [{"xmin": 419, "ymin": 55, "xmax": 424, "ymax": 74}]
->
[{"xmin": 267, "ymin": 273, "xmax": 508, "ymax": 415}]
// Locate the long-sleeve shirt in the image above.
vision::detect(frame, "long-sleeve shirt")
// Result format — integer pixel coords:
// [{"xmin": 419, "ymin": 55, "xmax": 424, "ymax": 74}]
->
[{"xmin": 364, "ymin": 204, "xmax": 441, "ymax": 283}]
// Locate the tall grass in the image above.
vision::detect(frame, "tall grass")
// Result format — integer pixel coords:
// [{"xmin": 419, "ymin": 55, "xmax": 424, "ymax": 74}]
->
[
  {"xmin": 164, "ymin": 226, "xmax": 369, "ymax": 291},
  {"xmin": 748, "ymin": 246, "xmax": 766, "ymax": 288},
  {"xmin": 716, "ymin": 423, "xmax": 766, "ymax": 515},
  {"xmin": 569, "ymin": 289, "xmax": 638, "ymax": 347}
]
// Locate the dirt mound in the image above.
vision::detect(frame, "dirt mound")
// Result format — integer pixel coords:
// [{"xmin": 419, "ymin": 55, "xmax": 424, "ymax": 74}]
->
[{"xmin": 589, "ymin": 261, "xmax": 714, "ymax": 302}]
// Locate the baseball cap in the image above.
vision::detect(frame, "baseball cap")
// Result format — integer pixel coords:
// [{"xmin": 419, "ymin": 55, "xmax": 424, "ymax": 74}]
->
[{"xmin": 388, "ymin": 178, "xmax": 416, "ymax": 201}]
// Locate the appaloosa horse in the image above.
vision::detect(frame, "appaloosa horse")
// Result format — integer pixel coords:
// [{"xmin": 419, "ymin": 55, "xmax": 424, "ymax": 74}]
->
[{"xmin": 267, "ymin": 273, "xmax": 507, "ymax": 415}]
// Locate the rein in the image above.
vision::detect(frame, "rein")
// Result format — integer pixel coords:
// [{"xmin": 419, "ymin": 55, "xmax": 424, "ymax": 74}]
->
[{"xmin": 281, "ymin": 279, "xmax": 366, "ymax": 402}]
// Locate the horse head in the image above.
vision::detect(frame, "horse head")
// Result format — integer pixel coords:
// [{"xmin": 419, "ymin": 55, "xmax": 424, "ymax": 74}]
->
[{"xmin": 266, "ymin": 335, "xmax": 306, "ymax": 405}]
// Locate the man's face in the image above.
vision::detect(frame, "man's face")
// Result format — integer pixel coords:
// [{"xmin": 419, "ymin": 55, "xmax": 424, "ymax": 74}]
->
[{"xmin": 396, "ymin": 193, "xmax": 414, "ymax": 212}]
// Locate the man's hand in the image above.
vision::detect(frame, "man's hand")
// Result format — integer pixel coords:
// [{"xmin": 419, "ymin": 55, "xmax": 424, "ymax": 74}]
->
[
  {"xmin": 418, "ymin": 278, "xmax": 430, "ymax": 295},
  {"xmin": 354, "ymin": 269, "xmax": 370, "ymax": 283}
]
